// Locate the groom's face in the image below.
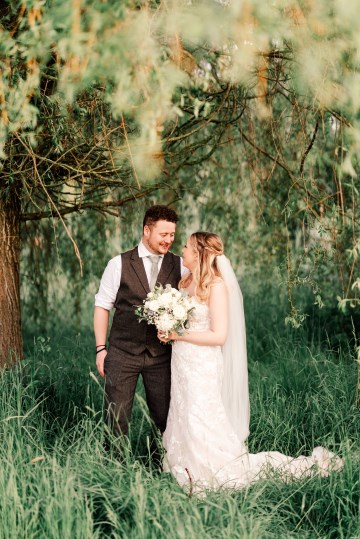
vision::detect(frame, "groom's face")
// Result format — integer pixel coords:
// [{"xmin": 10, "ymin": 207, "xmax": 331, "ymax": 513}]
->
[{"xmin": 143, "ymin": 219, "xmax": 176, "ymax": 255}]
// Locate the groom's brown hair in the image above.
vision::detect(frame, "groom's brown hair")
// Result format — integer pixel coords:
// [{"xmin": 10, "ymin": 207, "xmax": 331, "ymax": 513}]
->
[{"xmin": 143, "ymin": 205, "xmax": 178, "ymax": 228}]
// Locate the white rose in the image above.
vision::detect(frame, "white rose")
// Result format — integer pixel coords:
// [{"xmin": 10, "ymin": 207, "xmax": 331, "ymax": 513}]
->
[
  {"xmin": 172, "ymin": 305, "xmax": 186, "ymax": 320},
  {"xmin": 169, "ymin": 295, "xmax": 181, "ymax": 308},
  {"xmin": 172, "ymin": 290, "xmax": 182, "ymax": 298},
  {"xmin": 158, "ymin": 292, "xmax": 173, "ymax": 307},
  {"xmin": 157, "ymin": 313, "xmax": 174, "ymax": 332},
  {"xmin": 147, "ymin": 299, "xmax": 160, "ymax": 312},
  {"xmin": 181, "ymin": 298, "xmax": 192, "ymax": 310}
]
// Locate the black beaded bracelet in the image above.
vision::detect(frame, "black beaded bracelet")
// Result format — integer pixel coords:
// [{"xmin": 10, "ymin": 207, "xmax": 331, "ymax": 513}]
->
[{"xmin": 96, "ymin": 347, "xmax": 107, "ymax": 354}]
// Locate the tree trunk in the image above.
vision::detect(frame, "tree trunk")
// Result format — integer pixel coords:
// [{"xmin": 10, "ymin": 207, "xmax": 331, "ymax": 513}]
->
[{"xmin": 0, "ymin": 190, "xmax": 22, "ymax": 365}]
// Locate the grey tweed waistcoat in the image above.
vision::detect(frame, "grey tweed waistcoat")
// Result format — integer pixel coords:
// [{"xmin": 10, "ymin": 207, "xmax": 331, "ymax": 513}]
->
[{"xmin": 108, "ymin": 247, "xmax": 182, "ymax": 357}]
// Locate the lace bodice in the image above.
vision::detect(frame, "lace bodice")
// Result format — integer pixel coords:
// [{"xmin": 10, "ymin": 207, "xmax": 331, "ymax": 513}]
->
[{"xmin": 187, "ymin": 298, "xmax": 210, "ymax": 332}]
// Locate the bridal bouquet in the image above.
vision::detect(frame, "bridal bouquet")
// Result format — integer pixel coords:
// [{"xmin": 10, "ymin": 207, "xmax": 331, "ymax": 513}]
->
[{"xmin": 135, "ymin": 284, "xmax": 194, "ymax": 338}]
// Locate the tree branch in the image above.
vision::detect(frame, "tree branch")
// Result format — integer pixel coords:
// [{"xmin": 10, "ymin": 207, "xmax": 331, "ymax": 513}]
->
[
  {"xmin": 299, "ymin": 116, "xmax": 319, "ymax": 177},
  {"xmin": 20, "ymin": 188, "xmax": 159, "ymax": 222}
]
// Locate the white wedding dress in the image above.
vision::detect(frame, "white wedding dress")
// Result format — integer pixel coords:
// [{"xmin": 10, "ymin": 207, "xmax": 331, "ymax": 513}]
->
[{"xmin": 163, "ymin": 298, "xmax": 342, "ymax": 493}]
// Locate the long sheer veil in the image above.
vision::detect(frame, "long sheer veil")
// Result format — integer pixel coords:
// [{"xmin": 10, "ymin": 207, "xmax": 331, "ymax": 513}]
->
[{"xmin": 217, "ymin": 255, "xmax": 250, "ymax": 443}]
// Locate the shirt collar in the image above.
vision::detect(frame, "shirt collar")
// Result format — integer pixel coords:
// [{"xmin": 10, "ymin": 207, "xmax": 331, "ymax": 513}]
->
[{"xmin": 138, "ymin": 241, "xmax": 164, "ymax": 259}]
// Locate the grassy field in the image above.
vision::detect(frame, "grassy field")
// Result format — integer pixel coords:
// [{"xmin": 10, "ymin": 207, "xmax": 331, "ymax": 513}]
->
[{"xmin": 1, "ymin": 296, "xmax": 359, "ymax": 538}]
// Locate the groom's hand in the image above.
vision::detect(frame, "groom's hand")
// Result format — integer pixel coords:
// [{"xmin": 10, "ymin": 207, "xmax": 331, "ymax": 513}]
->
[{"xmin": 96, "ymin": 349, "xmax": 108, "ymax": 378}]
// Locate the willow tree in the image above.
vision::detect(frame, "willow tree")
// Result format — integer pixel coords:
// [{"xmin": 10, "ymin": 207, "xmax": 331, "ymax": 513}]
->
[{"xmin": 1, "ymin": 0, "xmax": 359, "ymax": 363}]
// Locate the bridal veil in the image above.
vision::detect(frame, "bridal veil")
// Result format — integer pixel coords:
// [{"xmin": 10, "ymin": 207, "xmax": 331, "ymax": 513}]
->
[{"xmin": 217, "ymin": 254, "xmax": 250, "ymax": 443}]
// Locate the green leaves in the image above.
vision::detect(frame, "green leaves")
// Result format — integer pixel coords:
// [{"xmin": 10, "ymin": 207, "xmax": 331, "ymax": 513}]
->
[{"xmin": 1, "ymin": 0, "xmax": 360, "ymax": 179}]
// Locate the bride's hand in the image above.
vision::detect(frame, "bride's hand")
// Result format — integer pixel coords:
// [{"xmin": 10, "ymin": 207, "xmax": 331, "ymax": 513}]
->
[{"xmin": 157, "ymin": 331, "xmax": 177, "ymax": 343}]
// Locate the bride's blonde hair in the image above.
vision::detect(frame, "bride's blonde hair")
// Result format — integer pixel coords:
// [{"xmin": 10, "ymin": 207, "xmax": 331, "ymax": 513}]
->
[{"xmin": 179, "ymin": 232, "xmax": 224, "ymax": 302}]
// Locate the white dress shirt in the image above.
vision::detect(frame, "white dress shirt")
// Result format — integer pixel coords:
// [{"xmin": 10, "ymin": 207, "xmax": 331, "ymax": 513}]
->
[{"xmin": 94, "ymin": 241, "xmax": 188, "ymax": 311}]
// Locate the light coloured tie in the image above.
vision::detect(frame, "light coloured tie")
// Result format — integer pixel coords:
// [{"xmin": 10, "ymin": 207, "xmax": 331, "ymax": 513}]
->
[{"xmin": 148, "ymin": 255, "xmax": 160, "ymax": 290}]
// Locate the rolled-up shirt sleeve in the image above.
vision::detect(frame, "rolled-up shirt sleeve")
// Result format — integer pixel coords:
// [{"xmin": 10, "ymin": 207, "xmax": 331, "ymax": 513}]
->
[{"xmin": 94, "ymin": 255, "xmax": 122, "ymax": 310}]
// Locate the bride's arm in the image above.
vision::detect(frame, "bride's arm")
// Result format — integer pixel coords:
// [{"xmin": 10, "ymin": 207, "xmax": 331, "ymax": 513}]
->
[{"xmin": 161, "ymin": 280, "xmax": 228, "ymax": 346}]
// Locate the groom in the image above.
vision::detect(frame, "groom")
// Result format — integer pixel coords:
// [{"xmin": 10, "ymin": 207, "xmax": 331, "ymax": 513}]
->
[{"xmin": 94, "ymin": 205, "xmax": 182, "ymax": 442}]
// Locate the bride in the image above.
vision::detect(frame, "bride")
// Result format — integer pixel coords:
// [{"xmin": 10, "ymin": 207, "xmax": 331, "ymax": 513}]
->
[{"xmin": 158, "ymin": 232, "xmax": 343, "ymax": 493}]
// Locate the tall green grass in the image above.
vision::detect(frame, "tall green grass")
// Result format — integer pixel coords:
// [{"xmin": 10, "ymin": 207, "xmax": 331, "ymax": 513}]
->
[{"xmin": 1, "ymin": 297, "xmax": 359, "ymax": 538}]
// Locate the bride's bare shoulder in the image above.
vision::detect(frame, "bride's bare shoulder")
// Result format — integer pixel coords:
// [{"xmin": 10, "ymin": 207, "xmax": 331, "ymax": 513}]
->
[
  {"xmin": 209, "ymin": 278, "xmax": 226, "ymax": 296},
  {"xmin": 211, "ymin": 277, "xmax": 224, "ymax": 286},
  {"xmin": 209, "ymin": 279, "xmax": 227, "ymax": 309}
]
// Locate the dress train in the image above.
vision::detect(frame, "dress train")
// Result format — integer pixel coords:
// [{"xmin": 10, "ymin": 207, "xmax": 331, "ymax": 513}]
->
[{"xmin": 162, "ymin": 300, "xmax": 343, "ymax": 493}]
